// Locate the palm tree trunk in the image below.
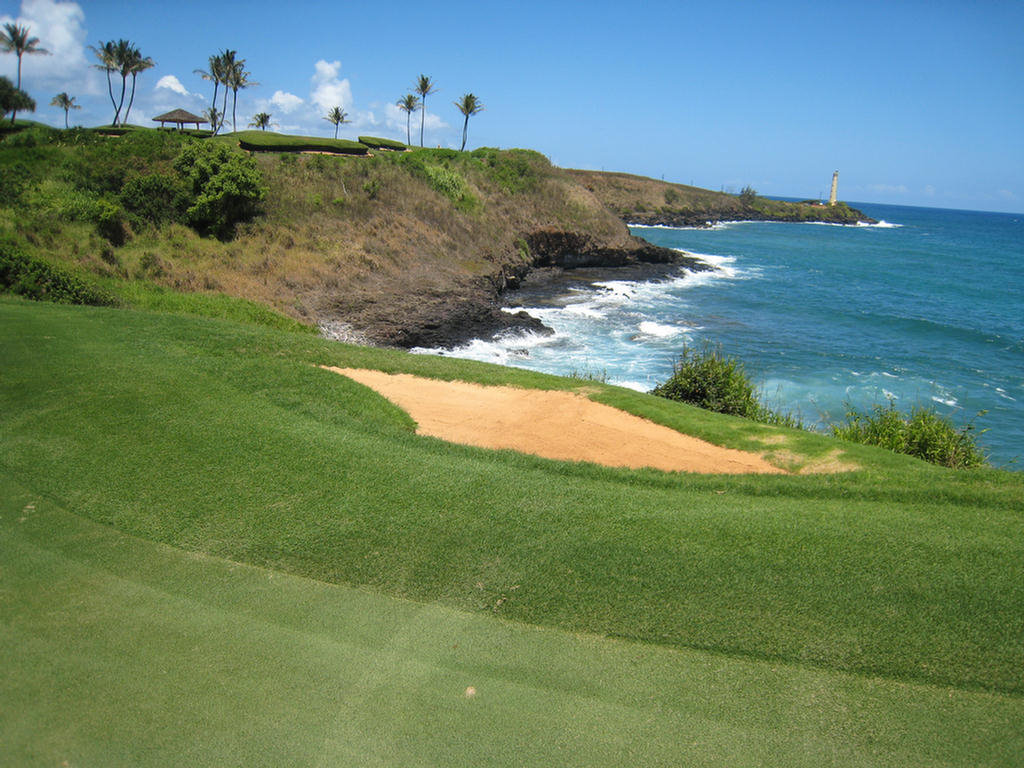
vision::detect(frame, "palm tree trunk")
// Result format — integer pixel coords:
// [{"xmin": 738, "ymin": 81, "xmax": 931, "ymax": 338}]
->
[
  {"xmin": 64, "ymin": 108, "xmax": 69, "ymax": 129},
  {"xmin": 406, "ymin": 113, "xmax": 411, "ymax": 146},
  {"xmin": 105, "ymin": 70, "xmax": 117, "ymax": 125},
  {"xmin": 420, "ymin": 100, "xmax": 426, "ymax": 147},
  {"xmin": 12, "ymin": 55, "xmax": 22, "ymax": 123},
  {"xmin": 210, "ymin": 82, "xmax": 219, "ymax": 129},
  {"xmin": 231, "ymin": 88, "xmax": 238, "ymax": 133},
  {"xmin": 334, "ymin": 123, "xmax": 339, "ymax": 139},
  {"xmin": 461, "ymin": 114, "xmax": 469, "ymax": 151},
  {"xmin": 114, "ymin": 73, "xmax": 127, "ymax": 126},
  {"xmin": 124, "ymin": 73, "xmax": 138, "ymax": 125},
  {"xmin": 221, "ymin": 88, "xmax": 229, "ymax": 133}
]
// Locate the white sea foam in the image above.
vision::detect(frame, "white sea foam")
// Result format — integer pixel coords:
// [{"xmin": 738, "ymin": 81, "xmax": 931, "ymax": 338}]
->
[{"xmin": 637, "ymin": 321, "xmax": 688, "ymax": 338}]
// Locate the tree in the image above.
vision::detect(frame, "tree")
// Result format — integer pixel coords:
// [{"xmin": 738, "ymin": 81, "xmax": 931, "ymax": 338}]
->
[
  {"xmin": 50, "ymin": 92, "xmax": 80, "ymax": 128},
  {"xmin": 739, "ymin": 185, "xmax": 757, "ymax": 206},
  {"xmin": 90, "ymin": 38, "xmax": 139, "ymax": 126},
  {"xmin": 0, "ymin": 76, "xmax": 34, "ymax": 123},
  {"xmin": 204, "ymin": 106, "xmax": 221, "ymax": 134},
  {"xmin": 224, "ymin": 55, "xmax": 255, "ymax": 133},
  {"xmin": 250, "ymin": 111, "xmax": 271, "ymax": 130},
  {"xmin": 216, "ymin": 49, "xmax": 237, "ymax": 134},
  {"xmin": 453, "ymin": 92, "xmax": 484, "ymax": 152},
  {"xmin": 324, "ymin": 106, "xmax": 348, "ymax": 139},
  {"xmin": 414, "ymin": 74, "xmax": 436, "ymax": 147},
  {"xmin": 1, "ymin": 23, "xmax": 49, "ymax": 123},
  {"xmin": 194, "ymin": 52, "xmax": 226, "ymax": 132},
  {"xmin": 89, "ymin": 40, "xmax": 119, "ymax": 124},
  {"xmin": 396, "ymin": 93, "xmax": 419, "ymax": 146},
  {"xmin": 122, "ymin": 46, "xmax": 154, "ymax": 126}
]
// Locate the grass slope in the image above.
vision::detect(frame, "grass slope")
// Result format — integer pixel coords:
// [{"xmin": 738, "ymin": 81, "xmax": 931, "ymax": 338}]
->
[
  {"xmin": 5, "ymin": 479, "xmax": 1023, "ymax": 767},
  {"xmin": 3, "ymin": 298, "xmax": 1023, "ymax": 701}
]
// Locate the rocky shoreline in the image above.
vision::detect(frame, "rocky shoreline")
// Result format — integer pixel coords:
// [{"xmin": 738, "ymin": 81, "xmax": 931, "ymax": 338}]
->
[
  {"xmin": 626, "ymin": 207, "xmax": 877, "ymax": 228},
  {"xmin": 340, "ymin": 228, "xmax": 713, "ymax": 350}
]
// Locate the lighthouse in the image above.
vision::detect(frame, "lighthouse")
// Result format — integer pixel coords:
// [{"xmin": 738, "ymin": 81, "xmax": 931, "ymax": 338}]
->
[{"xmin": 828, "ymin": 171, "xmax": 839, "ymax": 206}]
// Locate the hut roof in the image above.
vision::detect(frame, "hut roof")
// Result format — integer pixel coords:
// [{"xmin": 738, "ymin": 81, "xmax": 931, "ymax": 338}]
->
[{"xmin": 152, "ymin": 109, "xmax": 207, "ymax": 123}]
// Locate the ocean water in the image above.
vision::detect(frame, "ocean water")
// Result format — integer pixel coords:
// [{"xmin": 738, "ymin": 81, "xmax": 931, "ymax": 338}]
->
[{"xmin": 416, "ymin": 203, "xmax": 1024, "ymax": 467}]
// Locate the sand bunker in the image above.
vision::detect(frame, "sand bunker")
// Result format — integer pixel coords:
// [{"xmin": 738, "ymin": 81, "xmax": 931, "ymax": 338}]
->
[{"xmin": 324, "ymin": 367, "xmax": 784, "ymax": 475}]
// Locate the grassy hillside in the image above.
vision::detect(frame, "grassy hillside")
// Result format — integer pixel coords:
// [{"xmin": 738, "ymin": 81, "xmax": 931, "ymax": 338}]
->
[{"xmin": 1, "ymin": 124, "xmax": 864, "ymax": 346}]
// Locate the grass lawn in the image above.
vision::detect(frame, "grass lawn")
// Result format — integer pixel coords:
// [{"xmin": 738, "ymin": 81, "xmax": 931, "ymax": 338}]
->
[
  {"xmin": 2, "ymin": 296, "xmax": 1023, "ymax": 764},
  {"xmin": 4, "ymin": 480, "xmax": 1023, "ymax": 767}
]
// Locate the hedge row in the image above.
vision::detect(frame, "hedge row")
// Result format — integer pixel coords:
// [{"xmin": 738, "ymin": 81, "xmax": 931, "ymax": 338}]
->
[
  {"xmin": 358, "ymin": 135, "xmax": 407, "ymax": 151},
  {"xmin": 236, "ymin": 131, "xmax": 368, "ymax": 155}
]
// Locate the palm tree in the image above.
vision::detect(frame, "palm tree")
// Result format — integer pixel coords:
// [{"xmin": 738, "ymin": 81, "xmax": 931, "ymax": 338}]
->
[
  {"xmin": 89, "ymin": 40, "xmax": 118, "ymax": 124},
  {"xmin": 454, "ymin": 93, "xmax": 484, "ymax": 152},
  {"xmin": 194, "ymin": 52, "xmax": 226, "ymax": 131},
  {"xmin": 204, "ymin": 106, "xmax": 221, "ymax": 134},
  {"xmin": 396, "ymin": 94, "xmax": 419, "ymax": 146},
  {"xmin": 414, "ymin": 74, "xmax": 436, "ymax": 148},
  {"xmin": 122, "ymin": 47, "xmax": 154, "ymax": 126},
  {"xmin": 225, "ymin": 56, "xmax": 255, "ymax": 133},
  {"xmin": 1, "ymin": 23, "xmax": 49, "ymax": 123},
  {"xmin": 324, "ymin": 106, "xmax": 348, "ymax": 139},
  {"xmin": 217, "ymin": 49, "xmax": 237, "ymax": 133},
  {"xmin": 250, "ymin": 111, "xmax": 271, "ymax": 130},
  {"xmin": 50, "ymin": 92, "xmax": 80, "ymax": 128}
]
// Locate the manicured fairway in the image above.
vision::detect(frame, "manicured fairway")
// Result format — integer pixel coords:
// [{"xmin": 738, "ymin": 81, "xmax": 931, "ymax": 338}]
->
[
  {"xmin": 2, "ymin": 297, "xmax": 1023, "ymax": 764},
  {"xmin": 4, "ymin": 482, "xmax": 1023, "ymax": 767}
]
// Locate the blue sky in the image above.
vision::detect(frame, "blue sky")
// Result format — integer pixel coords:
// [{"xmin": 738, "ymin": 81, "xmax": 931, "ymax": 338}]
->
[{"xmin": 2, "ymin": 0, "xmax": 1022, "ymax": 213}]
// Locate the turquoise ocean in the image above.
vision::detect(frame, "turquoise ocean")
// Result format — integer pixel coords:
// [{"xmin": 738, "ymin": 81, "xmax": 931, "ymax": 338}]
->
[{"xmin": 417, "ymin": 203, "xmax": 1024, "ymax": 467}]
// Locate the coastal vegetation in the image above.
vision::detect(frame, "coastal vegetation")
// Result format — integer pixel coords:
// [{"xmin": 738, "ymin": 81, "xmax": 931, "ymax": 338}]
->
[{"xmin": 653, "ymin": 344, "xmax": 988, "ymax": 468}]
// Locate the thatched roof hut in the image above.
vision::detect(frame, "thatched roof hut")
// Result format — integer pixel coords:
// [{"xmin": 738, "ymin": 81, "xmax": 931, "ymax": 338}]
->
[{"xmin": 152, "ymin": 109, "xmax": 207, "ymax": 130}]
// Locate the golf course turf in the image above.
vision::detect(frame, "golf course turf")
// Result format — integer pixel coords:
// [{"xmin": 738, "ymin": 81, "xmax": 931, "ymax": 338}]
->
[{"xmin": 2, "ymin": 296, "xmax": 1023, "ymax": 765}]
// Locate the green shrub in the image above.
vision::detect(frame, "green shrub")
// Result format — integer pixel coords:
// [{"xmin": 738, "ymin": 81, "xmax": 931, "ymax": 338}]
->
[
  {"xmin": 0, "ymin": 240, "xmax": 118, "ymax": 306},
  {"xmin": 739, "ymin": 186, "xmax": 757, "ymax": 206},
  {"xmin": 831, "ymin": 401, "xmax": 987, "ymax": 469},
  {"xmin": 358, "ymin": 135, "xmax": 406, "ymax": 150},
  {"xmin": 423, "ymin": 164, "xmax": 468, "ymax": 202},
  {"xmin": 471, "ymin": 147, "xmax": 543, "ymax": 193},
  {"xmin": 651, "ymin": 344, "xmax": 762, "ymax": 418},
  {"xmin": 236, "ymin": 131, "xmax": 368, "ymax": 155},
  {"xmin": 120, "ymin": 172, "xmax": 188, "ymax": 225},
  {"xmin": 94, "ymin": 199, "xmax": 129, "ymax": 245},
  {"xmin": 664, "ymin": 188, "xmax": 680, "ymax": 205},
  {"xmin": 174, "ymin": 141, "xmax": 267, "ymax": 237}
]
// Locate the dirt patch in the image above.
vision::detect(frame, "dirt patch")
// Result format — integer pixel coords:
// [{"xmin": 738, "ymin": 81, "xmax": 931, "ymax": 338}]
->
[{"xmin": 324, "ymin": 367, "xmax": 786, "ymax": 475}]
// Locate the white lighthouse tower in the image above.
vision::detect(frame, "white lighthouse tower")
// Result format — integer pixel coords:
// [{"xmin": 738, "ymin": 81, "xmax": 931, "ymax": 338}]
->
[{"xmin": 828, "ymin": 171, "xmax": 839, "ymax": 206}]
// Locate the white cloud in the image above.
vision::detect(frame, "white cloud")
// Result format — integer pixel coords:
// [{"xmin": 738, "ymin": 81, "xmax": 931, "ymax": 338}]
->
[
  {"xmin": 155, "ymin": 75, "xmax": 190, "ymax": 96},
  {"xmin": 310, "ymin": 59, "xmax": 352, "ymax": 113},
  {"xmin": 270, "ymin": 90, "xmax": 303, "ymax": 113},
  {"xmin": 0, "ymin": 0, "xmax": 93, "ymax": 92}
]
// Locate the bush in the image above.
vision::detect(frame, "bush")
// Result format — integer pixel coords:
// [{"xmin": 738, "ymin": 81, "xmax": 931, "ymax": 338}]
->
[
  {"xmin": 831, "ymin": 401, "xmax": 987, "ymax": 469},
  {"xmin": 174, "ymin": 141, "xmax": 267, "ymax": 237},
  {"xmin": 236, "ymin": 131, "xmax": 368, "ymax": 155},
  {"xmin": 739, "ymin": 185, "xmax": 757, "ymax": 206},
  {"xmin": 651, "ymin": 344, "xmax": 761, "ymax": 418},
  {"xmin": 358, "ymin": 135, "xmax": 406, "ymax": 150},
  {"xmin": 120, "ymin": 172, "xmax": 188, "ymax": 225},
  {"xmin": 94, "ymin": 199, "xmax": 129, "ymax": 245},
  {"xmin": 0, "ymin": 240, "xmax": 118, "ymax": 306}
]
